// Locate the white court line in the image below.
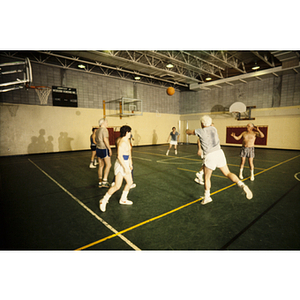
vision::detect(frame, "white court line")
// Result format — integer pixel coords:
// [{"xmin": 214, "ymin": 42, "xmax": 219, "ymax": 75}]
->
[
  {"xmin": 294, "ymin": 172, "xmax": 300, "ymax": 182},
  {"xmin": 28, "ymin": 159, "xmax": 141, "ymax": 251},
  {"xmin": 132, "ymin": 156, "xmax": 152, "ymax": 161}
]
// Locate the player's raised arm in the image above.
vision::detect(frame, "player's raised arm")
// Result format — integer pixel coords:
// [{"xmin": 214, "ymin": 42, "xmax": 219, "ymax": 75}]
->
[{"xmin": 186, "ymin": 129, "xmax": 195, "ymax": 135}]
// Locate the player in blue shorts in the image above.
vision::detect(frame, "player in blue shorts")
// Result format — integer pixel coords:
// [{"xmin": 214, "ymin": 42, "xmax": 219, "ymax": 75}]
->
[{"xmin": 95, "ymin": 118, "xmax": 112, "ymax": 188}]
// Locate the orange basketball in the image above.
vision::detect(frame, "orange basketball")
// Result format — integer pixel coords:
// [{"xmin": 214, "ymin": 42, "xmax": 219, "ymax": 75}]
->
[{"xmin": 167, "ymin": 87, "xmax": 175, "ymax": 96}]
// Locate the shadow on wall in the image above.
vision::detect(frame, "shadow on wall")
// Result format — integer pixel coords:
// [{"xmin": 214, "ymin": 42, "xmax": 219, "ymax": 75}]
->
[
  {"xmin": 133, "ymin": 130, "xmax": 141, "ymax": 145},
  {"xmin": 28, "ymin": 129, "xmax": 74, "ymax": 154},
  {"xmin": 152, "ymin": 130, "xmax": 158, "ymax": 144}
]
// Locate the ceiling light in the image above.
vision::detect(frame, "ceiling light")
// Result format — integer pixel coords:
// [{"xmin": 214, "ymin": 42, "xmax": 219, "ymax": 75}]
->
[
  {"xmin": 166, "ymin": 63, "xmax": 174, "ymax": 68},
  {"xmin": 78, "ymin": 64, "xmax": 86, "ymax": 69},
  {"xmin": 252, "ymin": 63, "xmax": 260, "ymax": 70},
  {"xmin": 134, "ymin": 76, "xmax": 141, "ymax": 80},
  {"xmin": 206, "ymin": 75, "xmax": 212, "ymax": 81}
]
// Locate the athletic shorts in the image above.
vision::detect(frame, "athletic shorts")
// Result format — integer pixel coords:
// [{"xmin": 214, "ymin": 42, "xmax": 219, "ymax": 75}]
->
[
  {"xmin": 114, "ymin": 159, "xmax": 130, "ymax": 177},
  {"xmin": 96, "ymin": 148, "xmax": 110, "ymax": 159},
  {"xmin": 204, "ymin": 149, "xmax": 227, "ymax": 171},
  {"xmin": 91, "ymin": 145, "xmax": 96, "ymax": 151},
  {"xmin": 240, "ymin": 146, "xmax": 255, "ymax": 158},
  {"xmin": 170, "ymin": 140, "xmax": 178, "ymax": 145}
]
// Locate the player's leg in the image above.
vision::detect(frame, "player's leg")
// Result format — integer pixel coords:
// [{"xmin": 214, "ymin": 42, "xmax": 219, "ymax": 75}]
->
[
  {"xmin": 102, "ymin": 155, "xmax": 111, "ymax": 187},
  {"xmin": 98, "ymin": 157, "xmax": 104, "ymax": 187},
  {"xmin": 219, "ymin": 165, "xmax": 253, "ymax": 200},
  {"xmin": 119, "ymin": 172, "xmax": 133, "ymax": 205},
  {"xmin": 99, "ymin": 172, "xmax": 123, "ymax": 212},
  {"xmin": 202, "ymin": 166, "xmax": 213, "ymax": 205},
  {"xmin": 239, "ymin": 157, "xmax": 246, "ymax": 179},
  {"xmin": 249, "ymin": 157, "xmax": 255, "ymax": 181},
  {"xmin": 90, "ymin": 149, "xmax": 97, "ymax": 168}
]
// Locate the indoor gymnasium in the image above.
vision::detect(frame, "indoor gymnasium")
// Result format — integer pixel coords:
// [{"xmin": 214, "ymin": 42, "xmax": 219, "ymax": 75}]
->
[{"xmin": 1, "ymin": 49, "xmax": 299, "ymax": 297}]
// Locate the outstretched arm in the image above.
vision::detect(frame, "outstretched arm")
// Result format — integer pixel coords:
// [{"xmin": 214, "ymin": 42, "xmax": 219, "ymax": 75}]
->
[
  {"xmin": 186, "ymin": 129, "xmax": 195, "ymax": 135},
  {"xmin": 231, "ymin": 132, "xmax": 244, "ymax": 140}
]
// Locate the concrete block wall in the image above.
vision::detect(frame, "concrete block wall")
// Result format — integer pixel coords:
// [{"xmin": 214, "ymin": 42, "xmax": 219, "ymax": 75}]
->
[
  {"xmin": 180, "ymin": 74, "xmax": 300, "ymax": 114},
  {"xmin": 0, "ymin": 60, "xmax": 180, "ymax": 114}
]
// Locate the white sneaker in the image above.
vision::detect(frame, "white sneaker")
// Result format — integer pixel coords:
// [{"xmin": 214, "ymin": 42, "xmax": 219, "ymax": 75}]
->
[
  {"xmin": 130, "ymin": 183, "xmax": 136, "ymax": 189},
  {"xmin": 194, "ymin": 178, "xmax": 204, "ymax": 185},
  {"xmin": 89, "ymin": 163, "xmax": 96, "ymax": 168},
  {"xmin": 201, "ymin": 197, "xmax": 213, "ymax": 205},
  {"xmin": 250, "ymin": 175, "xmax": 255, "ymax": 181},
  {"xmin": 239, "ymin": 174, "xmax": 244, "ymax": 180},
  {"xmin": 99, "ymin": 198, "xmax": 109, "ymax": 212},
  {"xmin": 242, "ymin": 184, "xmax": 253, "ymax": 200},
  {"xmin": 119, "ymin": 199, "xmax": 133, "ymax": 205}
]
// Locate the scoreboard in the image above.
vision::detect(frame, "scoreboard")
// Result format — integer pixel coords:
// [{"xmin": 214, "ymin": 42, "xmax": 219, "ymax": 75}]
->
[{"xmin": 52, "ymin": 86, "xmax": 78, "ymax": 107}]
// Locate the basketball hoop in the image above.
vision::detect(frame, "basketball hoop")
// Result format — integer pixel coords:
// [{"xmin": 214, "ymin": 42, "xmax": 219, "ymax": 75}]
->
[{"xmin": 27, "ymin": 85, "xmax": 51, "ymax": 105}]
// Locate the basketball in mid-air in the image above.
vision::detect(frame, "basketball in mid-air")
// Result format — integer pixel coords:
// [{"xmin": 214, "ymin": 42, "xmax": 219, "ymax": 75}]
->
[{"xmin": 167, "ymin": 87, "xmax": 175, "ymax": 96}]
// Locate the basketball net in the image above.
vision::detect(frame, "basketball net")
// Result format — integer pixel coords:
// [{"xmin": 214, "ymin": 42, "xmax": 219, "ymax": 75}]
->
[{"xmin": 34, "ymin": 87, "xmax": 51, "ymax": 105}]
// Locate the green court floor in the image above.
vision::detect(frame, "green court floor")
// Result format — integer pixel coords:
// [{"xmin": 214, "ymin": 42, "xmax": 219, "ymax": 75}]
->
[{"xmin": 1, "ymin": 144, "xmax": 300, "ymax": 250}]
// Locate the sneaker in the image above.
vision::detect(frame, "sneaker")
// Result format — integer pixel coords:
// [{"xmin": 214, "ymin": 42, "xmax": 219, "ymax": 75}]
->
[
  {"xmin": 175, "ymin": 150, "xmax": 177, "ymax": 155},
  {"xmin": 102, "ymin": 181, "xmax": 110, "ymax": 188},
  {"xmin": 166, "ymin": 152, "xmax": 169, "ymax": 156},
  {"xmin": 201, "ymin": 197, "xmax": 213, "ymax": 205},
  {"xmin": 250, "ymin": 175, "xmax": 255, "ymax": 181},
  {"xmin": 94, "ymin": 161, "xmax": 99, "ymax": 165},
  {"xmin": 196, "ymin": 172, "xmax": 204, "ymax": 184},
  {"xmin": 89, "ymin": 163, "xmax": 96, "ymax": 168},
  {"xmin": 99, "ymin": 198, "xmax": 109, "ymax": 212},
  {"xmin": 130, "ymin": 183, "xmax": 136, "ymax": 189},
  {"xmin": 119, "ymin": 199, "xmax": 133, "ymax": 205},
  {"xmin": 242, "ymin": 184, "xmax": 253, "ymax": 200},
  {"xmin": 239, "ymin": 173, "xmax": 244, "ymax": 180},
  {"xmin": 194, "ymin": 178, "xmax": 204, "ymax": 185},
  {"xmin": 98, "ymin": 182, "xmax": 102, "ymax": 188}
]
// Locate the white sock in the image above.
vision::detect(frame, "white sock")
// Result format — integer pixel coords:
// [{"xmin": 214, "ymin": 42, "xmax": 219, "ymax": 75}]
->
[
  {"xmin": 237, "ymin": 181, "xmax": 244, "ymax": 187},
  {"xmin": 120, "ymin": 191, "xmax": 129, "ymax": 201},
  {"xmin": 251, "ymin": 169, "xmax": 254, "ymax": 176},
  {"xmin": 103, "ymin": 192, "xmax": 111, "ymax": 201},
  {"xmin": 239, "ymin": 168, "xmax": 243, "ymax": 175},
  {"xmin": 204, "ymin": 190, "xmax": 210, "ymax": 198}
]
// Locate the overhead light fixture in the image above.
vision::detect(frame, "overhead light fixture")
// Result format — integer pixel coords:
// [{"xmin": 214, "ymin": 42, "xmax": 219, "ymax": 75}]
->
[
  {"xmin": 166, "ymin": 63, "xmax": 174, "ymax": 68},
  {"xmin": 78, "ymin": 64, "xmax": 86, "ymax": 69},
  {"xmin": 134, "ymin": 76, "xmax": 141, "ymax": 80},
  {"xmin": 206, "ymin": 75, "xmax": 212, "ymax": 81},
  {"xmin": 252, "ymin": 62, "xmax": 260, "ymax": 70}
]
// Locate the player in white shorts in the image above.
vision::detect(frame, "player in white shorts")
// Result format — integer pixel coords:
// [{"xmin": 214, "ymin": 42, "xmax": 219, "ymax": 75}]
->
[
  {"xmin": 186, "ymin": 115, "xmax": 253, "ymax": 205},
  {"xmin": 99, "ymin": 125, "xmax": 133, "ymax": 212},
  {"xmin": 166, "ymin": 127, "xmax": 180, "ymax": 155}
]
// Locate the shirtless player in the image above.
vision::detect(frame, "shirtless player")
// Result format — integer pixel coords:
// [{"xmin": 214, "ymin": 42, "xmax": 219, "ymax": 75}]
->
[
  {"xmin": 99, "ymin": 125, "xmax": 133, "ymax": 212},
  {"xmin": 231, "ymin": 123, "xmax": 264, "ymax": 181}
]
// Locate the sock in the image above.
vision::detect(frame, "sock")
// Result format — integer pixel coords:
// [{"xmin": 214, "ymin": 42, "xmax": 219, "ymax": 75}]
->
[
  {"xmin": 120, "ymin": 191, "xmax": 129, "ymax": 201},
  {"xmin": 251, "ymin": 169, "xmax": 254, "ymax": 176},
  {"xmin": 239, "ymin": 168, "xmax": 243, "ymax": 175},
  {"xmin": 204, "ymin": 190, "xmax": 210, "ymax": 198},
  {"xmin": 103, "ymin": 192, "xmax": 111, "ymax": 201},
  {"xmin": 175, "ymin": 150, "xmax": 177, "ymax": 155},
  {"xmin": 237, "ymin": 181, "xmax": 244, "ymax": 187},
  {"xmin": 166, "ymin": 150, "xmax": 169, "ymax": 154}
]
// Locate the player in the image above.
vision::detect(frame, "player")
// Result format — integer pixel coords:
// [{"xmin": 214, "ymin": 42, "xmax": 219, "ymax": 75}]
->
[
  {"xmin": 95, "ymin": 118, "xmax": 112, "ymax": 188},
  {"xmin": 89, "ymin": 127, "xmax": 98, "ymax": 168},
  {"xmin": 186, "ymin": 115, "xmax": 253, "ymax": 205},
  {"xmin": 166, "ymin": 127, "xmax": 180, "ymax": 155},
  {"xmin": 231, "ymin": 123, "xmax": 264, "ymax": 181},
  {"xmin": 99, "ymin": 125, "xmax": 133, "ymax": 212}
]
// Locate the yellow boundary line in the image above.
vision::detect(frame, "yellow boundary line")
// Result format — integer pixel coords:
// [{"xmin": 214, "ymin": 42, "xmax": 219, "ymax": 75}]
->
[{"xmin": 75, "ymin": 153, "xmax": 300, "ymax": 251}]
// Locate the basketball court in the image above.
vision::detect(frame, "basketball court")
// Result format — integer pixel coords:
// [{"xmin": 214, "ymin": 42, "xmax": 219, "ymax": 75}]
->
[{"xmin": 1, "ymin": 144, "xmax": 299, "ymax": 250}]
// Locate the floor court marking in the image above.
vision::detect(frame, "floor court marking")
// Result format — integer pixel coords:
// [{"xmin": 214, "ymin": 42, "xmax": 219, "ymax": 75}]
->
[
  {"xmin": 76, "ymin": 153, "xmax": 300, "ymax": 250},
  {"xmin": 28, "ymin": 159, "xmax": 141, "ymax": 251}
]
